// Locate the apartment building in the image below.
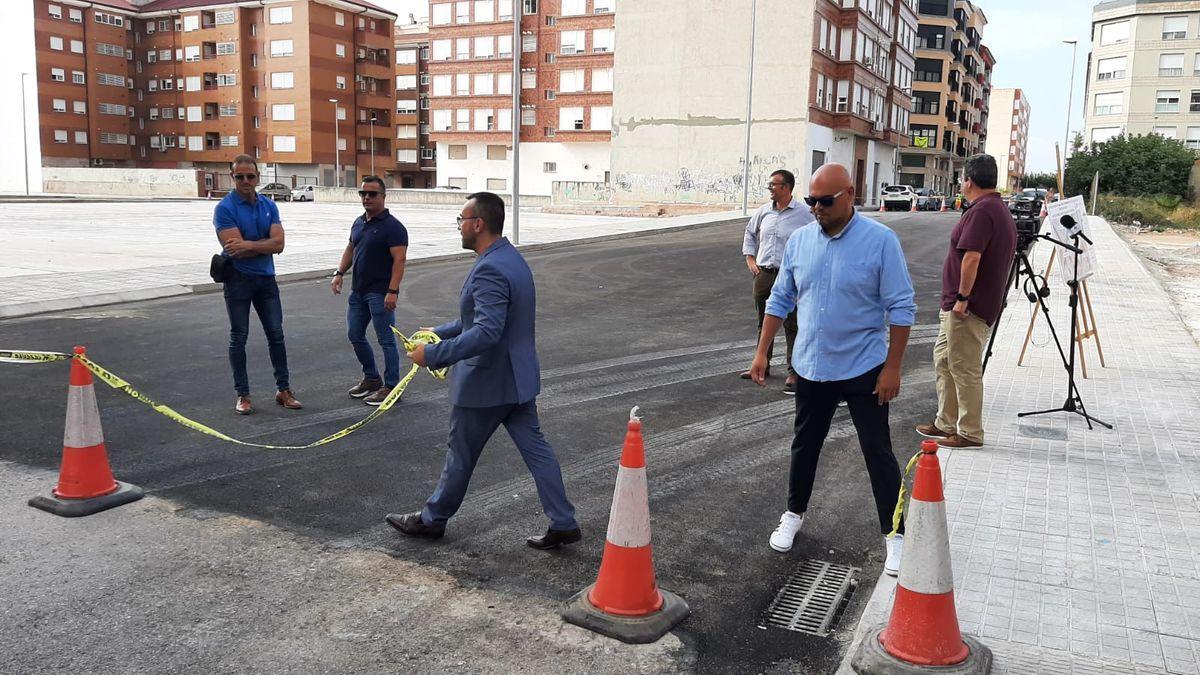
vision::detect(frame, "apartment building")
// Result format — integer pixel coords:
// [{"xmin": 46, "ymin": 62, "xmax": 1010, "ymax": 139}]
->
[
  {"xmin": 983, "ymin": 88, "xmax": 1030, "ymax": 192},
  {"xmin": 610, "ymin": 1, "xmax": 916, "ymax": 206},
  {"xmin": 426, "ymin": 0, "xmax": 614, "ymax": 195},
  {"xmin": 898, "ymin": 0, "xmax": 994, "ymax": 196},
  {"xmin": 394, "ymin": 17, "xmax": 435, "ymax": 188},
  {"xmin": 1085, "ymin": 0, "xmax": 1200, "ymax": 150},
  {"xmin": 33, "ymin": 0, "xmax": 396, "ymax": 189}
]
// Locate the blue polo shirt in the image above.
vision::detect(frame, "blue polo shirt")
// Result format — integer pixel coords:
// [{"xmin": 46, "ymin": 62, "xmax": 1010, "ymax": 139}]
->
[
  {"xmin": 350, "ymin": 209, "xmax": 408, "ymax": 294},
  {"xmin": 213, "ymin": 191, "xmax": 281, "ymax": 277}
]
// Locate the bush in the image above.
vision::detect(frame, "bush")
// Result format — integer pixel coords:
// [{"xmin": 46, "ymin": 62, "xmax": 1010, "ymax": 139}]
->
[
  {"xmin": 1065, "ymin": 133, "xmax": 1197, "ymax": 200},
  {"xmin": 1096, "ymin": 193, "xmax": 1200, "ymax": 230}
]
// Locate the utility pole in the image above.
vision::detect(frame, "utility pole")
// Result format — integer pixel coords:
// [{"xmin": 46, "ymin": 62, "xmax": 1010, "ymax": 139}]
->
[
  {"xmin": 329, "ymin": 98, "xmax": 340, "ymax": 187},
  {"xmin": 511, "ymin": 0, "xmax": 522, "ymax": 244},
  {"xmin": 741, "ymin": 0, "xmax": 758, "ymax": 216},
  {"xmin": 20, "ymin": 72, "xmax": 30, "ymax": 196},
  {"xmin": 369, "ymin": 111, "xmax": 376, "ymax": 177},
  {"xmin": 1062, "ymin": 39, "xmax": 1078, "ymax": 186}
]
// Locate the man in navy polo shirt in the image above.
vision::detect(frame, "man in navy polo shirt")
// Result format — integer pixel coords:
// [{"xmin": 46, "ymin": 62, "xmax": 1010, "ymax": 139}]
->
[
  {"xmin": 213, "ymin": 154, "xmax": 302, "ymax": 415},
  {"xmin": 331, "ymin": 176, "xmax": 409, "ymax": 405}
]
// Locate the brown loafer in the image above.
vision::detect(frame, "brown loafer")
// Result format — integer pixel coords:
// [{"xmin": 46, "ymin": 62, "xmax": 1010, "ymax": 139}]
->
[
  {"xmin": 275, "ymin": 389, "xmax": 303, "ymax": 410},
  {"xmin": 526, "ymin": 527, "xmax": 582, "ymax": 550},
  {"xmin": 938, "ymin": 434, "xmax": 983, "ymax": 448},
  {"xmin": 235, "ymin": 395, "xmax": 252, "ymax": 415},
  {"xmin": 915, "ymin": 423, "xmax": 952, "ymax": 439}
]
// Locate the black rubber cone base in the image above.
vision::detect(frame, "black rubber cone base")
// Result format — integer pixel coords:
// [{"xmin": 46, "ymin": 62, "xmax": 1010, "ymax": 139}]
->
[
  {"xmin": 561, "ymin": 584, "xmax": 690, "ymax": 644},
  {"xmin": 29, "ymin": 481, "xmax": 144, "ymax": 518},
  {"xmin": 852, "ymin": 624, "xmax": 993, "ymax": 674}
]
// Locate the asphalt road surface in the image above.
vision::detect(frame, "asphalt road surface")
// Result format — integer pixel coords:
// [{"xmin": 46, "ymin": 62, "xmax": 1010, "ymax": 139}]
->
[{"xmin": 1, "ymin": 210, "xmax": 957, "ymax": 673}]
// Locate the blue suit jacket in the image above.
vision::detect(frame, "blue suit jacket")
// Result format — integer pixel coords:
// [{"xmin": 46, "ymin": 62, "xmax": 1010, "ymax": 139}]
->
[{"xmin": 424, "ymin": 238, "xmax": 542, "ymax": 408}]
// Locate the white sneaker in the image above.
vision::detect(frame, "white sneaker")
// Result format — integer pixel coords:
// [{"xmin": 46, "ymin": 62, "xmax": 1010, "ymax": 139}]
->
[
  {"xmin": 769, "ymin": 511, "xmax": 805, "ymax": 552},
  {"xmin": 884, "ymin": 533, "xmax": 904, "ymax": 576}
]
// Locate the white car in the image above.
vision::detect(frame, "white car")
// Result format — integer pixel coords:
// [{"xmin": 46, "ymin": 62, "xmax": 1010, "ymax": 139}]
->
[
  {"xmin": 881, "ymin": 185, "xmax": 917, "ymax": 212},
  {"xmin": 290, "ymin": 184, "xmax": 315, "ymax": 202}
]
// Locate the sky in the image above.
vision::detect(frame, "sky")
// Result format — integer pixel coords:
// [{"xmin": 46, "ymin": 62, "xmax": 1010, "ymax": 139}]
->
[{"xmin": 373, "ymin": 0, "xmax": 1093, "ymax": 174}]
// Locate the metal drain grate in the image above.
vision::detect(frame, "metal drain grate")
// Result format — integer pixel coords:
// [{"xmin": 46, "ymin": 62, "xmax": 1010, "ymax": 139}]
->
[{"xmin": 762, "ymin": 559, "xmax": 860, "ymax": 636}]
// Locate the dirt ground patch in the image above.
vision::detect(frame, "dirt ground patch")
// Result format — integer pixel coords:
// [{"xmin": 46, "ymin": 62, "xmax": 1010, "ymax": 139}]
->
[{"xmin": 1114, "ymin": 224, "xmax": 1200, "ymax": 345}]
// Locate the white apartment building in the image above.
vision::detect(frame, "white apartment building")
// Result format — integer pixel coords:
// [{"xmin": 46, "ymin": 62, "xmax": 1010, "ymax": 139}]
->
[
  {"xmin": 1085, "ymin": 0, "xmax": 1200, "ymax": 149},
  {"xmin": 983, "ymin": 88, "xmax": 1030, "ymax": 191}
]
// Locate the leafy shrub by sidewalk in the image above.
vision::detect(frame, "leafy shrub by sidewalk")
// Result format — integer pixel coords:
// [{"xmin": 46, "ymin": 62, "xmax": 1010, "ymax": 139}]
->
[{"xmin": 1096, "ymin": 194, "xmax": 1200, "ymax": 231}]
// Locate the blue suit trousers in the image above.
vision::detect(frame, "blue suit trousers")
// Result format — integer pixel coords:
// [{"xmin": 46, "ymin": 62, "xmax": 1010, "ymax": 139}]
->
[{"xmin": 422, "ymin": 400, "xmax": 578, "ymax": 531}]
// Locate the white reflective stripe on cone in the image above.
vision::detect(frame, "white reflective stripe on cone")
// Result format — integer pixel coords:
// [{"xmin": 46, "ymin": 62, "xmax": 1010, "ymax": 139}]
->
[
  {"xmin": 63, "ymin": 384, "xmax": 105, "ymax": 448},
  {"xmin": 606, "ymin": 465, "xmax": 652, "ymax": 548},
  {"xmin": 897, "ymin": 498, "xmax": 954, "ymax": 595}
]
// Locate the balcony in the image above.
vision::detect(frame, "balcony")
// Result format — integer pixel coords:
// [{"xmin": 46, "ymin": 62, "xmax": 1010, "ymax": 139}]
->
[{"xmin": 972, "ymin": 122, "xmax": 981, "ymax": 134}]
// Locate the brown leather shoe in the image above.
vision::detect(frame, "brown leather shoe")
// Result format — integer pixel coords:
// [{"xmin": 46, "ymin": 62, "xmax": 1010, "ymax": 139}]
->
[
  {"xmin": 526, "ymin": 527, "xmax": 582, "ymax": 550},
  {"xmin": 915, "ymin": 423, "xmax": 952, "ymax": 439},
  {"xmin": 275, "ymin": 389, "xmax": 303, "ymax": 410},
  {"xmin": 938, "ymin": 434, "xmax": 983, "ymax": 448},
  {"xmin": 740, "ymin": 368, "xmax": 769, "ymax": 380},
  {"xmin": 235, "ymin": 395, "xmax": 252, "ymax": 415}
]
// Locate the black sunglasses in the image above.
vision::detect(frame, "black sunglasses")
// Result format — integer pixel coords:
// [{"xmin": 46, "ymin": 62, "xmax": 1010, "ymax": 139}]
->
[
  {"xmin": 232, "ymin": 173, "xmax": 258, "ymax": 181},
  {"xmin": 803, "ymin": 189, "xmax": 847, "ymax": 208},
  {"xmin": 358, "ymin": 190, "xmax": 381, "ymax": 197}
]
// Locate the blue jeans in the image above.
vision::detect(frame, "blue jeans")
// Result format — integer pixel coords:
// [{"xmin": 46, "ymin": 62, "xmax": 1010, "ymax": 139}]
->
[
  {"xmin": 347, "ymin": 291, "xmax": 400, "ymax": 387},
  {"xmin": 223, "ymin": 273, "xmax": 290, "ymax": 396}
]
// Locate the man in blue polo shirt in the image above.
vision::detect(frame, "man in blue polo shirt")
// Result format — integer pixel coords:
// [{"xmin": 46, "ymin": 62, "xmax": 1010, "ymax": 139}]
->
[
  {"xmin": 331, "ymin": 176, "xmax": 409, "ymax": 405},
  {"xmin": 213, "ymin": 154, "xmax": 302, "ymax": 415}
]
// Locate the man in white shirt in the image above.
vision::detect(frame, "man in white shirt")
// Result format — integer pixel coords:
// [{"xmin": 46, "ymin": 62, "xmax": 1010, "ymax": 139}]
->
[{"xmin": 740, "ymin": 169, "xmax": 815, "ymax": 395}]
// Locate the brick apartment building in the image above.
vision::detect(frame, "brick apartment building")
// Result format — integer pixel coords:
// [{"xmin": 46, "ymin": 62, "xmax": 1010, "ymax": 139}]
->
[
  {"xmin": 426, "ymin": 0, "xmax": 614, "ymax": 195},
  {"xmin": 983, "ymin": 87, "xmax": 1030, "ymax": 192},
  {"xmin": 33, "ymin": 0, "xmax": 396, "ymax": 190},
  {"xmin": 899, "ymin": 0, "xmax": 994, "ymax": 196},
  {"xmin": 393, "ymin": 16, "xmax": 435, "ymax": 188}
]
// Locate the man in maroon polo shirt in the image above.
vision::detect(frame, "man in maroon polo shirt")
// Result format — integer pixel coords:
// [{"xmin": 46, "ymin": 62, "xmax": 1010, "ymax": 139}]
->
[{"xmin": 917, "ymin": 154, "xmax": 1016, "ymax": 448}]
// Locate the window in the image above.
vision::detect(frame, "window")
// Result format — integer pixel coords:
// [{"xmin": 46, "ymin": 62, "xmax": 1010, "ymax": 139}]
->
[
  {"xmin": 545, "ymin": 89, "xmax": 555, "ymax": 100},
  {"xmin": 337, "ymin": 75, "xmax": 346, "ymax": 90},
  {"xmin": 158, "ymin": 49, "xmax": 171, "ymax": 61},
  {"xmin": 594, "ymin": 0, "xmax": 614, "ymax": 12},
  {"xmin": 593, "ymin": 28, "xmax": 614, "ymax": 52},
  {"xmin": 397, "ymin": 149, "xmax": 418, "ymax": 163},
  {"xmin": 524, "ymin": 0, "xmax": 537, "ymax": 12},
  {"xmin": 448, "ymin": 144, "xmax": 467, "ymax": 159},
  {"xmin": 397, "ymin": 125, "xmax": 417, "ymax": 138},
  {"xmin": 456, "ymin": 1, "xmax": 470, "ymax": 22},
  {"xmin": 560, "ymin": 30, "xmax": 584, "ymax": 54},
  {"xmin": 498, "ymin": 34, "xmax": 513, "ymax": 57},
  {"xmin": 397, "ymin": 50, "xmax": 417, "ymax": 65},
  {"xmin": 49, "ymin": 36, "xmax": 63, "ymax": 51},
  {"xmin": 421, "ymin": 147, "xmax": 434, "ymax": 160},
  {"xmin": 522, "ymin": 34, "xmax": 537, "ymax": 52},
  {"xmin": 559, "ymin": 106, "xmax": 584, "ymax": 130},
  {"xmin": 1096, "ymin": 56, "xmax": 1126, "ymax": 80},
  {"xmin": 1190, "ymin": 91, "xmax": 1200, "ymax": 113},
  {"xmin": 269, "ymin": 6, "xmax": 292, "ymax": 24},
  {"xmin": 432, "ymin": 3, "xmax": 452, "ymax": 24},
  {"xmin": 184, "ymin": 45, "xmax": 200, "ymax": 61},
  {"xmin": 69, "ymin": 8, "xmax": 81, "ymax": 22},
  {"xmin": 433, "ymin": 39, "xmax": 452, "ymax": 61},
  {"xmin": 475, "ymin": 36, "xmax": 494, "ymax": 58},
  {"xmin": 52, "ymin": 98, "xmax": 66, "ymax": 113},
  {"xmin": 218, "ymin": 73, "xmax": 237, "ymax": 86},
  {"xmin": 273, "ymin": 135, "xmax": 296, "ymax": 152},
  {"xmin": 486, "ymin": 144, "xmax": 507, "ymax": 160},
  {"xmin": 475, "ymin": 0, "xmax": 494, "ymax": 22},
  {"xmin": 215, "ymin": 10, "xmax": 234, "ymax": 25},
  {"xmin": 560, "ymin": 69, "xmax": 584, "ymax": 92},
  {"xmin": 592, "ymin": 67, "xmax": 613, "ymax": 92},
  {"xmin": 101, "ymin": 132, "xmax": 129, "ymax": 144},
  {"xmin": 185, "ymin": 105, "xmax": 201, "ymax": 121},
  {"xmin": 1093, "ymin": 92, "xmax": 1123, "ymax": 116},
  {"xmin": 1160, "ymin": 53, "xmax": 1184, "ymax": 77},
  {"xmin": 521, "ymin": 108, "xmax": 536, "ymax": 125},
  {"xmin": 420, "ymin": 46, "xmax": 430, "ymax": 60},
  {"xmin": 1156, "ymin": 90, "xmax": 1181, "ymax": 113},
  {"xmin": 456, "ymin": 73, "xmax": 470, "ymax": 95},
  {"xmin": 336, "ymin": 106, "xmax": 347, "ymax": 120},
  {"xmin": 397, "ymin": 74, "xmax": 417, "ymax": 89},
  {"xmin": 221, "ymin": 135, "xmax": 239, "ymax": 147},
  {"xmin": 98, "ymin": 73, "xmax": 124, "ymax": 87},
  {"xmin": 183, "ymin": 15, "xmax": 199, "ymax": 31},
  {"xmin": 73, "ymin": 100, "xmax": 86, "ymax": 114},
  {"xmin": 1187, "ymin": 127, "xmax": 1200, "ymax": 149},
  {"xmin": 590, "ymin": 105, "xmax": 612, "ymax": 131},
  {"xmin": 271, "ymin": 40, "xmax": 293, "ymax": 57},
  {"xmin": 474, "ymin": 108, "xmax": 494, "ymax": 130},
  {"xmin": 397, "ymin": 99, "xmax": 417, "ymax": 113},
  {"xmin": 271, "ymin": 72, "xmax": 294, "ymax": 89},
  {"xmin": 336, "ymin": 44, "xmax": 346, "ymax": 58},
  {"xmin": 216, "ymin": 42, "xmax": 236, "ymax": 55},
  {"xmin": 219, "ymin": 104, "xmax": 237, "ymax": 117},
  {"xmin": 97, "ymin": 42, "xmax": 122, "ymax": 57},
  {"xmin": 94, "ymin": 12, "xmax": 124, "ymax": 27},
  {"xmin": 1153, "ymin": 126, "xmax": 1177, "ymax": 139},
  {"xmin": 432, "ymin": 75, "xmax": 451, "ymax": 96},
  {"xmin": 1099, "ymin": 20, "xmax": 1129, "ymax": 46},
  {"xmin": 48, "ymin": 4, "xmax": 62, "ymax": 19},
  {"xmin": 1163, "ymin": 16, "xmax": 1188, "ymax": 40},
  {"xmin": 71, "ymin": 40, "xmax": 83, "ymax": 54},
  {"xmin": 498, "ymin": 72, "xmax": 512, "ymax": 94},
  {"xmin": 487, "ymin": 178, "xmax": 507, "ymax": 191},
  {"xmin": 335, "ymin": 11, "xmax": 345, "ymax": 26},
  {"xmin": 561, "ymin": 0, "xmax": 585, "ymax": 15},
  {"xmin": 75, "ymin": 131, "xmax": 87, "ymax": 144},
  {"xmin": 73, "ymin": 71, "xmax": 86, "ymax": 85},
  {"xmin": 475, "ymin": 73, "xmax": 494, "ymax": 95},
  {"xmin": 543, "ymin": 161, "xmax": 556, "ymax": 173},
  {"xmin": 54, "ymin": 129, "xmax": 68, "ymax": 144},
  {"xmin": 187, "ymin": 135, "xmax": 202, "ymax": 151},
  {"xmin": 433, "ymin": 109, "xmax": 451, "ymax": 130},
  {"xmin": 457, "ymin": 108, "xmax": 470, "ymax": 130},
  {"xmin": 51, "ymin": 68, "xmax": 65, "ymax": 82},
  {"xmin": 98, "ymin": 102, "xmax": 127, "ymax": 115},
  {"xmin": 456, "ymin": 38, "xmax": 470, "ymax": 59}
]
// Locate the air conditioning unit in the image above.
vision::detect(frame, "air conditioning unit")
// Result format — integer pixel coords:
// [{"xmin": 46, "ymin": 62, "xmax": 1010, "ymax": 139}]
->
[
  {"xmin": 864, "ymin": 57, "xmax": 874, "ymax": 67},
  {"xmin": 91, "ymin": 158, "xmax": 105, "ymax": 167},
  {"xmin": 873, "ymin": 119, "xmax": 884, "ymax": 133}
]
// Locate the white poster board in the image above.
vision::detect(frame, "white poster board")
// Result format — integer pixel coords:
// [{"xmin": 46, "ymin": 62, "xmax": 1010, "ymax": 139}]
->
[{"xmin": 1045, "ymin": 195, "xmax": 1098, "ymax": 284}]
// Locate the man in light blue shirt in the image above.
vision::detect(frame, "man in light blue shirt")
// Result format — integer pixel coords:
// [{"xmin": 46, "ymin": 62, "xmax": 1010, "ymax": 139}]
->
[
  {"xmin": 747, "ymin": 163, "xmax": 916, "ymax": 577},
  {"xmin": 740, "ymin": 169, "xmax": 815, "ymax": 394}
]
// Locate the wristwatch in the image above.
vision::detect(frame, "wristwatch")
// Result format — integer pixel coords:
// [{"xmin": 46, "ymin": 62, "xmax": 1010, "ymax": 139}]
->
[
  {"xmin": 955, "ymin": 293, "xmax": 970, "ymax": 302},
  {"xmin": 334, "ymin": 270, "xmax": 345, "ymax": 276},
  {"xmin": 387, "ymin": 288, "xmax": 399, "ymax": 294}
]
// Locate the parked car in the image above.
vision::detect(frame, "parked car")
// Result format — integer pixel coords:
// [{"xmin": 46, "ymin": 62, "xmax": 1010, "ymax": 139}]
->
[
  {"xmin": 1008, "ymin": 188, "xmax": 1047, "ymax": 222},
  {"xmin": 259, "ymin": 183, "xmax": 292, "ymax": 201},
  {"xmin": 914, "ymin": 187, "xmax": 944, "ymax": 211},
  {"xmin": 881, "ymin": 185, "xmax": 917, "ymax": 211},
  {"xmin": 290, "ymin": 184, "xmax": 315, "ymax": 202}
]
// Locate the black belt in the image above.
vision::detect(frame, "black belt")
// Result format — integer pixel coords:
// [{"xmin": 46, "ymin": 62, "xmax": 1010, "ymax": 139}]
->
[{"xmin": 759, "ymin": 266, "xmax": 779, "ymax": 273}]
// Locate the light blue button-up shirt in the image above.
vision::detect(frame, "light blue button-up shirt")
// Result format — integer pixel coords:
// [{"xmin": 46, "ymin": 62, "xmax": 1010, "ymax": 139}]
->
[
  {"xmin": 765, "ymin": 212, "xmax": 917, "ymax": 382},
  {"xmin": 742, "ymin": 198, "xmax": 815, "ymax": 268}
]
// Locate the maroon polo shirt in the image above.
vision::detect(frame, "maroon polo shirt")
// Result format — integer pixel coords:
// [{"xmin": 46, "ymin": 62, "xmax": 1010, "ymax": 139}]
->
[{"xmin": 941, "ymin": 192, "xmax": 1017, "ymax": 326}]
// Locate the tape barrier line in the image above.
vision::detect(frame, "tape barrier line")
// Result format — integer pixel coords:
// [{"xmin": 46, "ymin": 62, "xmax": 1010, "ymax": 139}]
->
[
  {"xmin": 888, "ymin": 451, "xmax": 922, "ymax": 538},
  {"xmin": 1, "ymin": 331, "xmax": 447, "ymax": 450}
]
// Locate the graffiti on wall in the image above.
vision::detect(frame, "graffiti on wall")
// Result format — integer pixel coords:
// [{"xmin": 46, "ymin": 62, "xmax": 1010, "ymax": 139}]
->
[{"xmin": 614, "ymin": 151, "xmax": 799, "ymax": 204}]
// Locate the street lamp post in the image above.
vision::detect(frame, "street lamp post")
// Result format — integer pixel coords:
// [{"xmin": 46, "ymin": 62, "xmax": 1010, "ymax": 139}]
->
[
  {"xmin": 741, "ymin": 0, "xmax": 758, "ymax": 216},
  {"xmin": 20, "ymin": 72, "xmax": 30, "ymax": 196},
  {"xmin": 329, "ymin": 98, "xmax": 340, "ymax": 187},
  {"xmin": 369, "ymin": 112, "xmax": 376, "ymax": 177},
  {"xmin": 1062, "ymin": 39, "xmax": 1078, "ymax": 186}
]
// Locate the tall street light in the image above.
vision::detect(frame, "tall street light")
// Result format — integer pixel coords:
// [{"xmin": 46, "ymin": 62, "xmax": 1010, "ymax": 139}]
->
[
  {"xmin": 369, "ymin": 111, "xmax": 377, "ymax": 177},
  {"xmin": 329, "ymin": 98, "xmax": 340, "ymax": 187},
  {"xmin": 1062, "ymin": 39, "xmax": 1078, "ymax": 184},
  {"xmin": 20, "ymin": 72, "xmax": 31, "ymax": 196},
  {"xmin": 741, "ymin": 0, "xmax": 758, "ymax": 216}
]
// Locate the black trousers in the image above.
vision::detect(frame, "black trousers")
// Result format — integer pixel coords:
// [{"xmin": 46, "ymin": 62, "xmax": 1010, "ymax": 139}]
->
[{"xmin": 787, "ymin": 363, "xmax": 904, "ymax": 535}]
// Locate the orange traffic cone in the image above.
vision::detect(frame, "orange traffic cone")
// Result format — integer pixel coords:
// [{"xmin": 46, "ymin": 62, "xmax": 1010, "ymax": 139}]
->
[
  {"xmin": 561, "ymin": 407, "xmax": 689, "ymax": 643},
  {"xmin": 939, "ymin": 199, "xmax": 948, "ymax": 213},
  {"xmin": 29, "ymin": 346, "xmax": 143, "ymax": 517},
  {"xmin": 910, "ymin": 198, "xmax": 919, "ymax": 212},
  {"xmin": 878, "ymin": 201, "xmax": 886, "ymax": 212},
  {"xmin": 851, "ymin": 440, "xmax": 991, "ymax": 673}
]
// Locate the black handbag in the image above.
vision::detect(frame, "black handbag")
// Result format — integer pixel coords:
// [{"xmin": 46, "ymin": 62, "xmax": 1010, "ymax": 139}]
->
[{"xmin": 209, "ymin": 253, "xmax": 235, "ymax": 283}]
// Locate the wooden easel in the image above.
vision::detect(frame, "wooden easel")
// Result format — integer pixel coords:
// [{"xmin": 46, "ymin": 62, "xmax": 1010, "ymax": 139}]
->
[{"xmin": 1016, "ymin": 250, "xmax": 1107, "ymax": 378}]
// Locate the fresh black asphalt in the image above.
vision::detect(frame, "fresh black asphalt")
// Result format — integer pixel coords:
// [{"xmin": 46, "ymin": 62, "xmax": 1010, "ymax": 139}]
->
[{"xmin": 1, "ymin": 211, "xmax": 956, "ymax": 673}]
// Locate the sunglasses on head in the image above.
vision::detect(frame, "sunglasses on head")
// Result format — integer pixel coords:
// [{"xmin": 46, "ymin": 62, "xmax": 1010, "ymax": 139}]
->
[
  {"xmin": 803, "ymin": 189, "xmax": 847, "ymax": 208},
  {"xmin": 232, "ymin": 173, "xmax": 258, "ymax": 181},
  {"xmin": 358, "ymin": 190, "xmax": 381, "ymax": 197}
]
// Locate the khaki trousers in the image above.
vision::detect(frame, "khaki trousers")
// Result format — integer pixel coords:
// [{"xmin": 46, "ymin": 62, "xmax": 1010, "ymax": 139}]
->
[{"xmin": 933, "ymin": 309, "xmax": 990, "ymax": 443}]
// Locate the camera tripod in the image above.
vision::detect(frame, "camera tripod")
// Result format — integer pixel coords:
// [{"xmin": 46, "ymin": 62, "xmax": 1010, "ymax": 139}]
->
[{"xmin": 982, "ymin": 227, "xmax": 1111, "ymax": 430}]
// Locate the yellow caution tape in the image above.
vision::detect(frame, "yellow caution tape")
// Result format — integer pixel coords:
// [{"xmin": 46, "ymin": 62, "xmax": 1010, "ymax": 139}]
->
[
  {"xmin": 888, "ymin": 451, "xmax": 923, "ymax": 538},
  {"xmin": 0, "ymin": 330, "xmax": 447, "ymax": 450}
]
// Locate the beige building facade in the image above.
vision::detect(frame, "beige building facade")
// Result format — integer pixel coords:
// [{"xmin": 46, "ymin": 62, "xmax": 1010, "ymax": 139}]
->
[{"xmin": 983, "ymin": 87, "xmax": 1030, "ymax": 192}]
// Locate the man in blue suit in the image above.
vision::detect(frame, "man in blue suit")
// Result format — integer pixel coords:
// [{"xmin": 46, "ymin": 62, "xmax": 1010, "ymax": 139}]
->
[{"xmin": 386, "ymin": 192, "xmax": 581, "ymax": 549}]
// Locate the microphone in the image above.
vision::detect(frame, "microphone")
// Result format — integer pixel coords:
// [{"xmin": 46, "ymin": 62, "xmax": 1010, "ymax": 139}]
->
[{"xmin": 1059, "ymin": 214, "xmax": 1092, "ymax": 245}]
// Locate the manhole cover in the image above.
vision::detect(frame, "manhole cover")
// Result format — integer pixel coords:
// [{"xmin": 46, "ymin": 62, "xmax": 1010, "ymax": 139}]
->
[
  {"xmin": 761, "ymin": 559, "xmax": 860, "ymax": 636},
  {"xmin": 1018, "ymin": 423, "xmax": 1068, "ymax": 440}
]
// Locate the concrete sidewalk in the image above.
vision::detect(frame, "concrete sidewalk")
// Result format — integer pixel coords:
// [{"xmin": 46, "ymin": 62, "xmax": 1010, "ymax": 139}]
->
[
  {"xmin": 843, "ymin": 216, "xmax": 1200, "ymax": 673},
  {"xmin": 0, "ymin": 200, "xmax": 740, "ymax": 319}
]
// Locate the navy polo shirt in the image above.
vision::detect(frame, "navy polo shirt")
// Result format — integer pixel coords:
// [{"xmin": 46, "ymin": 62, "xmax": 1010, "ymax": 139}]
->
[
  {"xmin": 213, "ymin": 191, "xmax": 281, "ymax": 276},
  {"xmin": 350, "ymin": 209, "xmax": 409, "ymax": 294}
]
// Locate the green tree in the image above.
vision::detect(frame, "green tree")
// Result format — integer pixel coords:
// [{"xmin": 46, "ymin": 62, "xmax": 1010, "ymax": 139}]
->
[
  {"xmin": 1021, "ymin": 172, "xmax": 1060, "ymax": 190},
  {"xmin": 1065, "ymin": 133, "xmax": 1197, "ymax": 199}
]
